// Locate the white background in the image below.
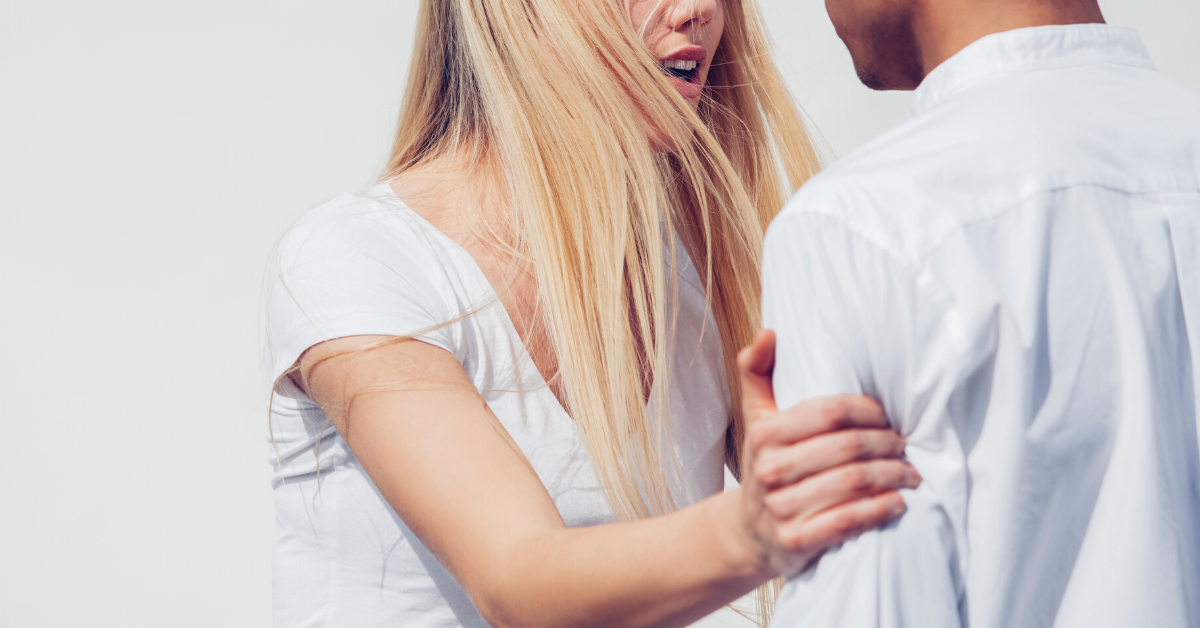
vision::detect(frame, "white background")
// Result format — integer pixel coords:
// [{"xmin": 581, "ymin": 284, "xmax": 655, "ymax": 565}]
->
[{"xmin": 1, "ymin": 1, "xmax": 1196, "ymax": 626}]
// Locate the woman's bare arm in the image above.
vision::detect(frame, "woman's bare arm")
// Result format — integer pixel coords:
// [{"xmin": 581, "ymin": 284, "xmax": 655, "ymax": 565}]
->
[{"xmin": 298, "ymin": 333, "xmax": 915, "ymax": 628}]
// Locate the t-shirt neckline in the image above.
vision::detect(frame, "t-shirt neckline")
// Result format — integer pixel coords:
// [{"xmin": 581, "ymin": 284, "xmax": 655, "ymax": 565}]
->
[{"xmin": 373, "ymin": 181, "xmax": 587, "ymax": 422}]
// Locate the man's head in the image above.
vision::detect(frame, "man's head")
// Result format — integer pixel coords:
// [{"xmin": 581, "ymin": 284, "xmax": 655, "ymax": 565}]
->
[{"xmin": 827, "ymin": 0, "xmax": 1107, "ymax": 91}]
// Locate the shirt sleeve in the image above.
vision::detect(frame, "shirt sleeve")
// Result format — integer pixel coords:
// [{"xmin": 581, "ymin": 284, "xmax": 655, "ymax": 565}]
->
[
  {"xmin": 761, "ymin": 209, "xmax": 969, "ymax": 628},
  {"xmin": 261, "ymin": 203, "xmax": 459, "ymax": 392}
]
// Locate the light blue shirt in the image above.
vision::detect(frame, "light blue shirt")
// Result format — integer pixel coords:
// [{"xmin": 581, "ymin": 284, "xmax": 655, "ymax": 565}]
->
[{"xmin": 764, "ymin": 24, "xmax": 1200, "ymax": 628}]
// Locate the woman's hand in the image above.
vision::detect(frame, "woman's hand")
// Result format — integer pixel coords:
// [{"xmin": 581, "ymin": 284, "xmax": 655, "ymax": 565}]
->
[{"xmin": 736, "ymin": 330, "xmax": 919, "ymax": 576}]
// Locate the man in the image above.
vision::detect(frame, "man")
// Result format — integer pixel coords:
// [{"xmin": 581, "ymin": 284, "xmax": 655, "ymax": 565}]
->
[{"xmin": 761, "ymin": 1, "xmax": 1200, "ymax": 626}]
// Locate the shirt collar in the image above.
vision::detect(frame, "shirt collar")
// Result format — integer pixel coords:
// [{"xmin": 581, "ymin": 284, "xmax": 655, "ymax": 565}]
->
[{"xmin": 910, "ymin": 24, "xmax": 1154, "ymax": 117}]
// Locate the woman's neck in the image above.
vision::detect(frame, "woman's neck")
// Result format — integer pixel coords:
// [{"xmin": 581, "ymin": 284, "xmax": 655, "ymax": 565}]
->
[
  {"xmin": 389, "ymin": 149, "xmax": 510, "ymax": 248},
  {"xmin": 390, "ymin": 150, "xmax": 569, "ymax": 411}
]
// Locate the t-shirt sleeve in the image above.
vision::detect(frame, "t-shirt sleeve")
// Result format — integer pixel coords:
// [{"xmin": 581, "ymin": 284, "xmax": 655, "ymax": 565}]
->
[
  {"xmin": 761, "ymin": 209, "xmax": 969, "ymax": 628},
  {"xmin": 261, "ymin": 202, "xmax": 459, "ymax": 390}
]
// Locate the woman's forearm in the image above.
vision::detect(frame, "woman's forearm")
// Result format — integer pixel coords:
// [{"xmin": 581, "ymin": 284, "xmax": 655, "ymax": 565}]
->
[
  {"xmin": 475, "ymin": 487, "xmax": 771, "ymax": 628},
  {"xmin": 305, "ymin": 335, "xmax": 915, "ymax": 628}
]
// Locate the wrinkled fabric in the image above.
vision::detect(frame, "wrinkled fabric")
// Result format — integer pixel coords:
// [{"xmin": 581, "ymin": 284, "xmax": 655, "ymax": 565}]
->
[
  {"xmin": 764, "ymin": 25, "xmax": 1200, "ymax": 628},
  {"xmin": 262, "ymin": 185, "xmax": 731, "ymax": 627}
]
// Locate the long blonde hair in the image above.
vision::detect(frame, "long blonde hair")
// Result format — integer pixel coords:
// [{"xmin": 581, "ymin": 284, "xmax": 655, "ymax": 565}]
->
[{"xmin": 385, "ymin": 0, "xmax": 819, "ymax": 618}]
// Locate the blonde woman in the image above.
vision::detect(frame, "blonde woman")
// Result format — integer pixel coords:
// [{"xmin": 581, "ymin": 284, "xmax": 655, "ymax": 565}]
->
[{"xmin": 263, "ymin": 1, "xmax": 919, "ymax": 626}]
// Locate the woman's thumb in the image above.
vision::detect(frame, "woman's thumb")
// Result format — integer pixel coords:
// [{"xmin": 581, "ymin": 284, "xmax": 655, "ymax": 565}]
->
[{"xmin": 737, "ymin": 329, "xmax": 777, "ymax": 420}]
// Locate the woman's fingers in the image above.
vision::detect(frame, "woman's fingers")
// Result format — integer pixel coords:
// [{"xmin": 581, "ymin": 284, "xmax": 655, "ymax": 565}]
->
[
  {"xmin": 748, "ymin": 395, "xmax": 889, "ymax": 451},
  {"xmin": 739, "ymin": 392, "xmax": 911, "ymax": 576},
  {"xmin": 754, "ymin": 428, "xmax": 907, "ymax": 489},
  {"xmin": 737, "ymin": 330, "xmax": 777, "ymax": 420},
  {"xmin": 775, "ymin": 491, "xmax": 908, "ymax": 557},
  {"xmin": 763, "ymin": 459, "xmax": 920, "ymax": 521}
]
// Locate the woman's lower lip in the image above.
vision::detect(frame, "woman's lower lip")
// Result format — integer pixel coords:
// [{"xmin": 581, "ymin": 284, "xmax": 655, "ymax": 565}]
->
[{"xmin": 667, "ymin": 75, "xmax": 702, "ymax": 100}]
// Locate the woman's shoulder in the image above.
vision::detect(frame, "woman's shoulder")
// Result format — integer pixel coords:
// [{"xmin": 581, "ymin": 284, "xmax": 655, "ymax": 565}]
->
[
  {"xmin": 262, "ymin": 185, "xmax": 472, "ymax": 386},
  {"xmin": 274, "ymin": 184, "xmax": 438, "ymax": 268}
]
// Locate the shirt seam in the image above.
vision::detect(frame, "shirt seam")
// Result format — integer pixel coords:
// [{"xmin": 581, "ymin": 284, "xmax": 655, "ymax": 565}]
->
[
  {"xmin": 769, "ymin": 211, "xmax": 972, "ymax": 358},
  {"xmin": 919, "ymin": 182, "xmax": 1200, "ymax": 262},
  {"xmin": 774, "ymin": 182, "xmax": 1200, "ymax": 379}
]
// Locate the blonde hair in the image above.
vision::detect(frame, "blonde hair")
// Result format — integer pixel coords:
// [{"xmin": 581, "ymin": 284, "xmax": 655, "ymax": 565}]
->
[{"xmin": 384, "ymin": 0, "xmax": 820, "ymax": 620}]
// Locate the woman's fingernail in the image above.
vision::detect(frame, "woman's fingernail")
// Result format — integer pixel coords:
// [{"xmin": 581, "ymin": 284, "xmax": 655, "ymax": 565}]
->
[
  {"xmin": 891, "ymin": 496, "xmax": 907, "ymax": 515},
  {"xmin": 906, "ymin": 467, "xmax": 922, "ymax": 485}
]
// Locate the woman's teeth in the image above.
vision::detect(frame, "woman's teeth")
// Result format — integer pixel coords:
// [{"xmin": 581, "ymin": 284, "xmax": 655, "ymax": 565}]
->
[
  {"xmin": 662, "ymin": 59, "xmax": 699, "ymax": 82},
  {"xmin": 662, "ymin": 59, "xmax": 698, "ymax": 71}
]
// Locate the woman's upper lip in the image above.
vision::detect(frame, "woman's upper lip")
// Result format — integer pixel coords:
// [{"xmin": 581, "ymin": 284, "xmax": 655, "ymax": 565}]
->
[{"xmin": 660, "ymin": 46, "xmax": 706, "ymax": 63}]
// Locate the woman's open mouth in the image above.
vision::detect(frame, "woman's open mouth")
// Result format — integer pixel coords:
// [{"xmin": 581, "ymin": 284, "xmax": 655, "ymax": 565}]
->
[
  {"xmin": 659, "ymin": 49, "xmax": 706, "ymax": 100},
  {"xmin": 662, "ymin": 59, "xmax": 699, "ymax": 84}
]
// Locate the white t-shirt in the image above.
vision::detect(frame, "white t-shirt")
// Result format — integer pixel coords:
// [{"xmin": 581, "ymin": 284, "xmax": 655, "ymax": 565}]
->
[{"xmin": 262, "ymin": 183, "xmax": 731, "ymax": 628}]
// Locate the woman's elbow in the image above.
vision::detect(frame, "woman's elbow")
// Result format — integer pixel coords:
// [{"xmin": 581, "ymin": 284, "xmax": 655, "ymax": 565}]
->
[
  {"xmin": 470, "ymin": 574, "xmax": 556, "ymax": 628},
  {"xmin": 474, "ymin": 591, "xmax": 552, "ymax": 628}
]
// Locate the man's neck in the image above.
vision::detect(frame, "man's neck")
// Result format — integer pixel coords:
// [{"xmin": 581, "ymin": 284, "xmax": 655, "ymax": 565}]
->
[{"xmin": 912, "ymin": 0, "xmax": 1106, "ymax": 78}]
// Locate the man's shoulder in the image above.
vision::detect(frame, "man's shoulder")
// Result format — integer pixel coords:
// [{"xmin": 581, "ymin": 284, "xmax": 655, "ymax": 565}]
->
[
  {"xmin": 770, "ymin": 121, "xmax": 976, "ymax": 265},
  {"xmin": 773, "ymin": 66, "xmax": 1200, "ymax": 263}
]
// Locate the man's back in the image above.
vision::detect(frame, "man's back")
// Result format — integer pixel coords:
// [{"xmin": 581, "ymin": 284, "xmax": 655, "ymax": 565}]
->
[{"xmin": 764, "ymin": 25, "xmax": 1200, "ymax": 628}]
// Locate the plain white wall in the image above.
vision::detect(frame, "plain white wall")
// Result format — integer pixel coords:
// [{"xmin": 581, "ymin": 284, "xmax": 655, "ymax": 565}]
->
[{"xmin": 1, "ymin": 2, "xmax": 1195, "ymax": 626}]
